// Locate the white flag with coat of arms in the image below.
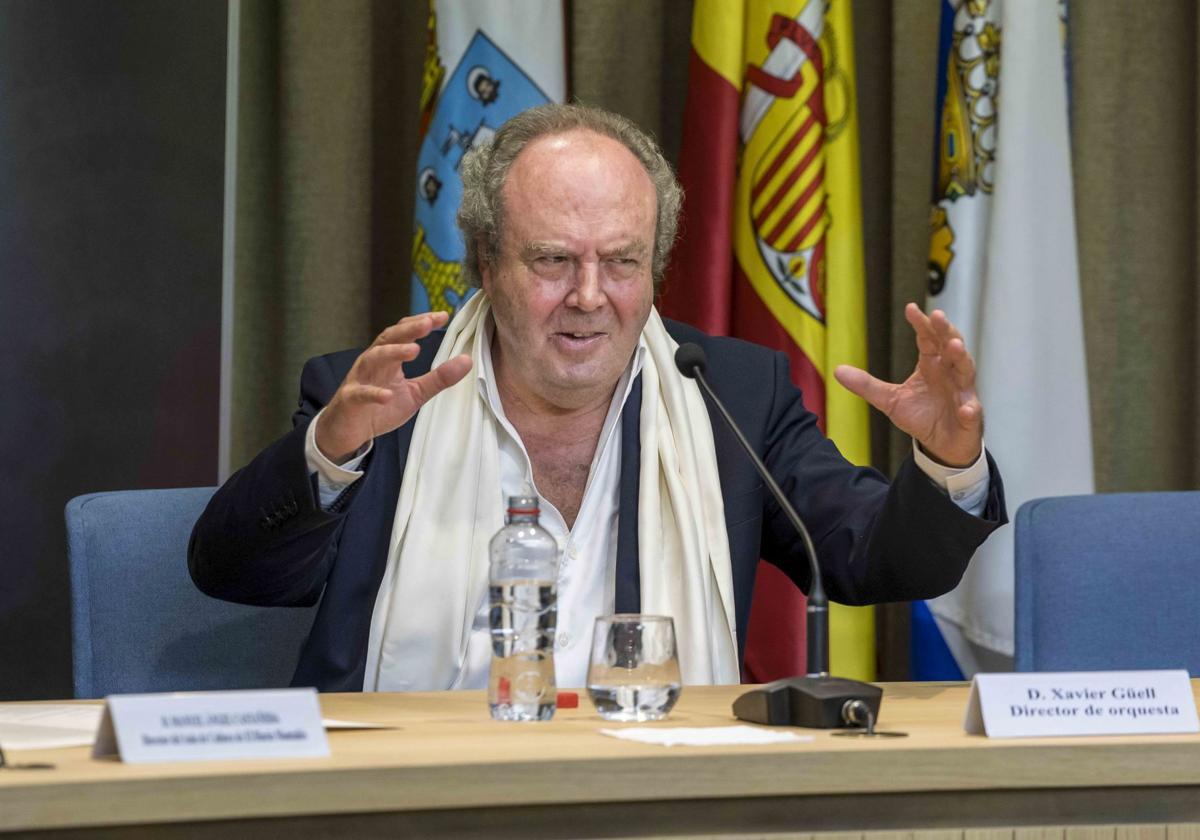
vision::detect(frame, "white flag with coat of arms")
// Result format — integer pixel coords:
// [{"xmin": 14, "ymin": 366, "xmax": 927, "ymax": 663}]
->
[
  {"xmin": 410, "ymin": 0, "xmax": 566, "ymax": 315},
  {"xmin": 922, "ymin": 0, "xmax": 1094, "ymax": 676}
]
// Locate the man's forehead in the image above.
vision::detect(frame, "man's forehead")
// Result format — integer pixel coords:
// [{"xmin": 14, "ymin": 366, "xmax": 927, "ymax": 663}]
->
[
  {"xmin": 517, "ymin": 127, "xmax": 629, "ymax": 162},
  {"xmin": 503, "ymin": 129, "xmax": 653, "ymax": 194}
]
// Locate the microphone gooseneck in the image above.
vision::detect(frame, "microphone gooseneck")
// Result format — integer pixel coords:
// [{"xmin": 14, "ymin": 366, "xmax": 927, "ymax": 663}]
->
[
  {"xmin": 674, "ymin": 342, "xmax": 891, "ymax": 731},
  {"xmin": 674, "ymin": 342, "xmax": 828, "ymax": 676}
]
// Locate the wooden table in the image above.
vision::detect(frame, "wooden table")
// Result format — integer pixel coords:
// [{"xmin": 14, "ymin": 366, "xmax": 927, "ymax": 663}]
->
[{"xmin": 2, "ymin": 682, "xmax": 1200, "ymax": 838}]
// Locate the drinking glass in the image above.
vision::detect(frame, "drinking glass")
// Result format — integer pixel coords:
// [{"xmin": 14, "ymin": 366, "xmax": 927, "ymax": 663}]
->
[{"xmin": 586, "ymin": 614, "xmax": 682, "ymax": 722}]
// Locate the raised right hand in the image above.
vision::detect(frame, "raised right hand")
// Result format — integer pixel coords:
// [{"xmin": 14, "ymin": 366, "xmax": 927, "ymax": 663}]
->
[{"xmin": 315, "ymin": 311, "xmax": 473, "ymax": 464}]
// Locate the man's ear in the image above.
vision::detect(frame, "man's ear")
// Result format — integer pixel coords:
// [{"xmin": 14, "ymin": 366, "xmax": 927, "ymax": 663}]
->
[{"xmin": 476, "ymin": 237, "xmax": 494, "ymax": 291}]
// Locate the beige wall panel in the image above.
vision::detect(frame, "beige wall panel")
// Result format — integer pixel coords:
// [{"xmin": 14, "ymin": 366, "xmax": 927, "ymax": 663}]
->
[
  {"xmin": 1116, "ymin": 828, "xmax": 1167, "ymax": 840},
  {"xmin": 886, "ymin": 0, "xmax": 940, "ymax": 470},
  {"xmin": 1070, "ymin": 0, "xmax": 1199, "ymax": 492},
  {"xmin": 570, "ymin": 0, "xmax": 693, "ymax": 163}
]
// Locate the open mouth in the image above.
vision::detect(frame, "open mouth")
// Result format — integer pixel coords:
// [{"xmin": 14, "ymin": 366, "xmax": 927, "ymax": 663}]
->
[{"xmin": 553, "ymin": 331, "xmax": 606, "ymax": 349}]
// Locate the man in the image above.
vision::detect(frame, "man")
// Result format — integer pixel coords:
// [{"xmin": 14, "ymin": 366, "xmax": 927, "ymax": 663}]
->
[{"xmin": 190, "ymin": 104, "xmax": 1005, "ymax": 692}]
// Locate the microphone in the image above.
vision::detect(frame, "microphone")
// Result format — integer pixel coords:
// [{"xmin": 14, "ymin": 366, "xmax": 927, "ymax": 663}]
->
[
  {"xmin": 673, "ymin": 342, "xmax": 708, "ymax": 379},
  {"xmin": 674, "ymin": 342, "xmax": 887, "ymax": 732}
]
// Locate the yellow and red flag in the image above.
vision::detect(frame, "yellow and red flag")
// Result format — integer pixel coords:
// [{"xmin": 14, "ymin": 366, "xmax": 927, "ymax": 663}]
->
[{"xmin": 661, "ymin": 0, "xmax": 874, "ymax": 682}]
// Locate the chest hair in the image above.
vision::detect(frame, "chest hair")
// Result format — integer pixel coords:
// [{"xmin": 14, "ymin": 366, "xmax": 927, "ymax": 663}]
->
[{"xmin": 525, "ymin": 425, "xmax": 603, "ymax": 529}]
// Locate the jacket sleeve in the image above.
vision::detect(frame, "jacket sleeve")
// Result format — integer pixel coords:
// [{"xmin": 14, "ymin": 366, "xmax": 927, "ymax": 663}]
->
[
  {"xmin": 187, "ymin": 353, "xmax": 370, "ymax": 607},
  {"xmin": 758, "ymin": 351, "xmax": 1007, "ymax": 605}
]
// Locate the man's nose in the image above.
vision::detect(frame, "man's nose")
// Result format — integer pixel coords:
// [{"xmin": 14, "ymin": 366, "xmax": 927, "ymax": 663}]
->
[{"xmin": 567, "ymin": 261, "xmax": 605, "ymax": 312}]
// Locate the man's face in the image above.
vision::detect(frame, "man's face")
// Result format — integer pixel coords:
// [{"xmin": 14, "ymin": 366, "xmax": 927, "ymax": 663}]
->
[{"xmin": 481, "ymin": 129, "xmax": 657, "ymax": 411}]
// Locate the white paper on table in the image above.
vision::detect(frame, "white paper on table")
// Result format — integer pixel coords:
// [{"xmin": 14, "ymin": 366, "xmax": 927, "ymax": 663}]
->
[
  {"xmin": 0, "ymin": 704, "xmax": 103, "ymax": 750},
  {"xmin": 0, "ymin": 703, "xmax": 394, "ymax": 751},
  {"xmin": 599, "ymin": 725, "xmax": 812, "ymax": 747},
  {"xmin": 321, "ymin": 718, "xmax": 395, "ymax": 731}
]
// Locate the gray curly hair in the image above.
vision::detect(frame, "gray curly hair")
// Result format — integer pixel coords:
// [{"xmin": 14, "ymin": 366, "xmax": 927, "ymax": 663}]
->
[{"xmin": 456, "ymin": 103, "xmax": 682, "ymax": 293}]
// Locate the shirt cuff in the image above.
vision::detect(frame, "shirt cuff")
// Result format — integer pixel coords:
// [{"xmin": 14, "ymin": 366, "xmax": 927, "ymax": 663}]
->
[
  {"xmin": 305, "ymin": 407, "xmax": 371, "ymax": 509},
  {"xmin": 912, "ymin": 440, "xmax": 990, "ymax": 517}
]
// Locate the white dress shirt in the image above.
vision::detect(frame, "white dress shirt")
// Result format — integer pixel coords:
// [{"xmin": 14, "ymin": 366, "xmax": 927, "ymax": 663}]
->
[{"xmin": 304, "ymin": 332, "xmax": 991, "ymax": 689}]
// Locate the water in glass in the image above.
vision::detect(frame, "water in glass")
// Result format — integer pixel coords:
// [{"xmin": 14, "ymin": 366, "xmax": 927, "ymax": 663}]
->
[{"xmin": 586, "ymin": 614, "xmax": 682, "ymax": 722}]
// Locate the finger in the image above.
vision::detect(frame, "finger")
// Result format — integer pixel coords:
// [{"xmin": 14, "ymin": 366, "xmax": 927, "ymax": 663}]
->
[
  {"xmin": 371, "ymin": 311, "xmax": 451, "ymax": 347},
  {"xmin": 919, "ymin": 339, "xmax": 976, "ymax": 398},
  {"xmin": 373, "ymin": 311, "xmax": 449, "ymax": 345},
  {"xmin": 374, "ymin": 309, "xmax": 446, "ymax": 336},
  {"xmin": 928, "ymin": 309, "xmax": 953, "ymax": 343},
  {"xmin": 904, "ymin": 303, "xmax": 941, "ymax": 356},
  {"xmin": 957, "ymin": 397, "xmax": 984, "ymax": 430},
  {"xmin": 928, "ymin": 308, "xmax": 966, "ymax": 346},
  {"xmin": 927, "ymin": 310, "xmax": 959, "ymax": 360},
  {"xmin": 355, "ymin": 342, "xmax": 421, "ymax": 380},
  {"xmin": 342, "ymin": 384, "xmax": 393, "ymax": 405},
  {"xmin": 408, "ymin": 354, "xmax": 473, "ymax": 406},
  {"xmin": 904, "ymin": 302, "xmax": 933, "ymax": 335},
  {"xmin": 943, "ymin": 337, "xmax": 976, "ymax": 388},
  {"xmin": 834, "ymin": 364, "xmax": 897, "ymax": 415}
]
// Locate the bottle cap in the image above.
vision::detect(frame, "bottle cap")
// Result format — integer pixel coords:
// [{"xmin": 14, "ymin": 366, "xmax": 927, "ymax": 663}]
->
[{"xmin": 506, "ymin": 494, "xmax": 539, "ymax": 515}]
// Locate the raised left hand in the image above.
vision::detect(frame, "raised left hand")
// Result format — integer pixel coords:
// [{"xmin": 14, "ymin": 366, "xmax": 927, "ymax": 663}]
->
[{"xmin": 834, "ymin": 303, "xmax": 983, "ymax": 468}]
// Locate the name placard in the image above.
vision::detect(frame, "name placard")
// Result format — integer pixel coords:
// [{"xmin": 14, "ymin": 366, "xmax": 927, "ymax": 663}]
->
[
  {"xmin": 93, "ymin": 688, "xmax": 330, "ymax": 763},
  {"xmin": 964, "ymin": 670, "xmax": 1199, "ymax": 738}
]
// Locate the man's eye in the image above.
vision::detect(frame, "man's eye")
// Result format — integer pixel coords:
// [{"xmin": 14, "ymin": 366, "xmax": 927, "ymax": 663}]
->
[{"xmin": 537, "ymin": 255, "xmax": 569, "ymax": 265}]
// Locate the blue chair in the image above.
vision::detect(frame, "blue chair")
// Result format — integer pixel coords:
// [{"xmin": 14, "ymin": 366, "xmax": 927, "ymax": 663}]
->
[
  {"xmin": 1015, "ymin": 492, "xmax": 1200, "ymax": 675},
  {"xmin": 67, "ymin": 487, "xmax": 317, "ymax": 698}
]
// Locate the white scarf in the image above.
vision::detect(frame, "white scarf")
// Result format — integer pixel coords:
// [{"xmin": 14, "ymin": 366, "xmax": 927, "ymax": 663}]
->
[{"xmin": 362, "ymin": 291, "xmax": 739, "ymax": 690}]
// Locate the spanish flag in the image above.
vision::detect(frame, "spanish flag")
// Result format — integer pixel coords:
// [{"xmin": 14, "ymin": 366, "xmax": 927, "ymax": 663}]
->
[{"xmin": 660, "ymin": 0, "xmax": 874, "ymax": 682}]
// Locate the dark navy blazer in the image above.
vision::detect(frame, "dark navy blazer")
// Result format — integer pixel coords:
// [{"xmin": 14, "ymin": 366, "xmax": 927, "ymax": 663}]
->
[{"xmin": 189, "ymin": 320, "xmax": 1006, "ymax": 691}]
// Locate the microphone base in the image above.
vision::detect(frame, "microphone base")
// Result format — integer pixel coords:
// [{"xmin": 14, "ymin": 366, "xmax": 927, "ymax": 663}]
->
[{"xmin": 732, "ymin": 676, "xmax": 882, "ymax": 729}]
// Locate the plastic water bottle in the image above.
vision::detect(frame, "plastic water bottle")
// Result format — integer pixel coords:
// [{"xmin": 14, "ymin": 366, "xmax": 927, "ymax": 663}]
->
[{"xmin": 488, "ymin": 494, "xmax": 558, "ymax": 721}]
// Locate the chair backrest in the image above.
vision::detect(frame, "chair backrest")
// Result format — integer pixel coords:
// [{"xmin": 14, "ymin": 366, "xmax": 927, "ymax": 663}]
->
[
  {"xmin": 1015, "ymin": 492, "xmax": 1200, "ymax": 675},
  {"xmin": 67, "ymin": 488, "xmax": 317, "ymax": 698}
]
